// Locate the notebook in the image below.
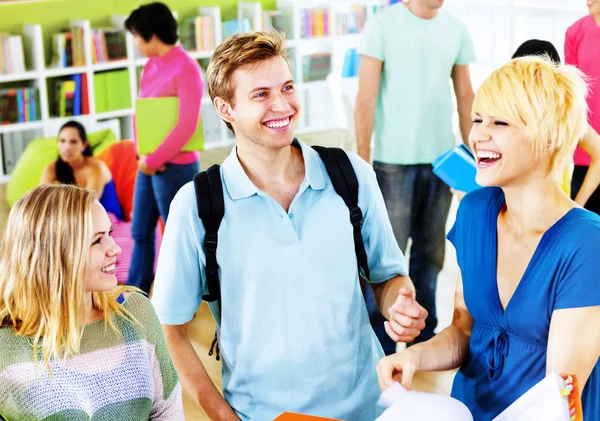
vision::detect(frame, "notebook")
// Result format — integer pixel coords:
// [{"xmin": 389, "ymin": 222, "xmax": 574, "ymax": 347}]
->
[
  {"xmin": 492, "ymin": 373, "xmax": 583, "ymax": 421},
  {"xmin": 432, "ymin": 144, "xmax": 480, "ymax": 193},
  {"xmin": 135, "ymin": 97, "xmax": 203, "ymax": 154}
]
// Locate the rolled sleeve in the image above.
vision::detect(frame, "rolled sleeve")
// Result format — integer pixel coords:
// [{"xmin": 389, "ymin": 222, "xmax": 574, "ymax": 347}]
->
[
  {"xmin": 349, "ymin": 153, "xmax": 408, "ymax": 284},
  {"xmin": 151, "ymin": 182, "xmax": 206, "ymax": 325}
]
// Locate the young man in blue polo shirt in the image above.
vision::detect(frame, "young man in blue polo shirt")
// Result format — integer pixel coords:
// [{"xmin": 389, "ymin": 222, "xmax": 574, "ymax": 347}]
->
[{"xmin": 151, "ymin": 31, "xmax": 427, "ymax": 421}]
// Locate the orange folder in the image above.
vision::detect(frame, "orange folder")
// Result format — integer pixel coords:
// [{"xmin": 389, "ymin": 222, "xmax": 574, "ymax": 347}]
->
[{"xmin": 275, "ymin": 413, "xmax": 342, "ymax": 421}]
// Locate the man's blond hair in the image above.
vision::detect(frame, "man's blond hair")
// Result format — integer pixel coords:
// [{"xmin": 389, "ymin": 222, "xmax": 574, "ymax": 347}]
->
[
  {"xmin": 473, "ymin": 56, "xmax": 588, "ymax": 176},
  {"xmin": 207, "ymin": 31, "xmax": 288, "ymax": 131}
]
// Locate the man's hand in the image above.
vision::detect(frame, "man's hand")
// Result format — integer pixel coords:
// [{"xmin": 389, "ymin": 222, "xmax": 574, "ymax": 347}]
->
[
  {"xmin": 384, "ymin": 288, "xmax": 428, "ymax": 343},
  {"xmin": 138, "ymin": 156, "xmax": 166, "ymax": 176}
]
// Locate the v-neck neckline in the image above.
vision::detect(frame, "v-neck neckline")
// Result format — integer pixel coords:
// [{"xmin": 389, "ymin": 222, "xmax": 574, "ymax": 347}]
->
[{"xmin": 490, "ymin": 191, "xmax": 579, "ymax": 315}]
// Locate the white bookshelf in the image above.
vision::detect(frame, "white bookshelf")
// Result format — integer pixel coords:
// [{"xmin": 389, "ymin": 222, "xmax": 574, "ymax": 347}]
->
[
  {"xmin": 0, "ymin": 10, "xmax": 231, "ymax": 182},
  {"xmin": 0, "ymin": 1, "xmax": 385, "ymax": 182},
  {"xmin": 271, "ymin": 0, "xmax": 386, "ymax": 133}
]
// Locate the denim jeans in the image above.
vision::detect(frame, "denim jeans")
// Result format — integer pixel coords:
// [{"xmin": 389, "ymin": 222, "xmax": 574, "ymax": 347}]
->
[
  {"xmin": 571, "ymin": 165, "xmax": 600, "ymax": 215},
  {"xmin": 366, "ymin": 162, "xmax": 452, "ymax": 355},
  {"xmin": 127, "ymin": 161, "xmax": 199, "ymax": 294}
]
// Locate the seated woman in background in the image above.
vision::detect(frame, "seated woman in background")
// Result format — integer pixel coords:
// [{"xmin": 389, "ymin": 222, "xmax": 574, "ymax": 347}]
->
[
  {"xmin": 377, "ymin": 57, "xmax": 600, "ymax": 420},
  {"xmin": 41, "ymin": 120, "xmax": 124, "ymax": 221},
  {"xmin": 0, "ymin": 184, "xmax": 183, "ymax": 420}
]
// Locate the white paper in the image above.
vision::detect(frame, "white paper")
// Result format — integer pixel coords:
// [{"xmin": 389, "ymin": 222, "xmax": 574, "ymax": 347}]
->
[
  {"xmin": 492, "ymin": 373, "xmax": 570, "ymax": 421},
  {"xmin": 375, "ymin": 383, "xmax": 473, "ymax": 421}
]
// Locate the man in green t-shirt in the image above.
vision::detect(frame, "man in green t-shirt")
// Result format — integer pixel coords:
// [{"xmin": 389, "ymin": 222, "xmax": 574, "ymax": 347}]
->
[{"xmin": 356, "ymin": 0, "xmax": 476, "ymax": 353}]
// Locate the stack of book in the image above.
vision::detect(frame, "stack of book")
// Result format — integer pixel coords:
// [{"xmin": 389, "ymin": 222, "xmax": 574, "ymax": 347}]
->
[
  {"xmin": 0, "ymin": 33, "xmax": 26, "ymax": 75},
  {"xmin": 302, "ymin": 53, "xmax": 331, "ymax": 82},
  {"xmin": 93, "ymin": 70, "xmax": 130, "ymax": 114},
  {"xmin": 262, "ymin": 10, "xmax": 287, "ymax": 33},
  {"xmin": 180, "ymin": 17, "xmax": 216, "ymax": 52},
  {"xmin": 0, "ymin": 88, "xmax": 40, "ymax": 124},
  {"xmin": 222, "ymin": 18, "xmax": 253, "ymax": 37},
  {"xmin": 91, "ymin": 29, "xmax": 127, "ymax": 63},
  {"xmin": 336, "ymin": 5, "xmax": 368, "ymax": 35},
  {"xmin": 49, "ymin": 28, "xmax": 86, "ymax": 68},
  {"xmin": 300, "ymin": 8, "xmax": 330, "ymax": 38},
  {"xmin": 52, "ymin": 75, "xmax": 88, "ymax": 117}
]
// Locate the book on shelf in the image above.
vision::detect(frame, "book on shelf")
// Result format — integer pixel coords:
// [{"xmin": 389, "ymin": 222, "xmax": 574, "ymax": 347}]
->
[
  {"xmin": 301, "ymin": 8, "xmax": 330, "ymax": 38},
  {"xmin": 51, "ymin": 74, "xmax": 90, "ymax": 118},
  {"xmin": 336, "ymin": 5, "xmax": 367, "ymax": 35},
  {"xmin": 431, "ymin": 143, "xmax": 480, "ymax": 193},
  {"xmin": 49, "ymin": 28, "xmax": 85, "ymax": 68},
  {"xmin": 91, "ymin": 29, "xmax": 127, "ymax": 63},
  {"xmin": 0, "ymin": 88, "xmax": 40, "ymax": 124},
  {"xmin": 262, "ymin": 10, "xmax": 287, "ymax": 33},
  {"xmin": 0, "ymin": 33, "xmax": 26, "ymax": 75},
  {"xmin": 93, "ymin": 70, "xmax": 131, "ymax": 114},
  {"xmin": 223, "ymin": 18, "xmax": 253, "ymax": 37},
  {"xmin": 135, "ymin": 97, "xmax": 203, "ymax": 154},
  {"xmin": 302, "ymin": 53, "xmax": 332, "ymax": 82},
  {"xmin": 239, "ymin": 2, "xmax": 264, "ymax": 32},
  {"xmin": 181, "ymin": 16, "xmax": 216, "ymax": 52}
]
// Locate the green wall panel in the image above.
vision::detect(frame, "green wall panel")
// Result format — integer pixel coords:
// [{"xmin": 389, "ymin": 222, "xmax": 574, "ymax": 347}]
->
[{"xmin": 0, "ymin": 0, "xmax": 276, "ymax": 62}]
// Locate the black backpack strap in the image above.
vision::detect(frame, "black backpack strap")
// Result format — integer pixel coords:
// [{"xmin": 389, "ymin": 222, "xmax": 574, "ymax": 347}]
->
[
  {"xmin": 312, "ymin": 146, "xmax": 371, "ymax": 281},
  {"xmin": 193, "ymin": 164, "xmax": 224, "ymax": 361}
]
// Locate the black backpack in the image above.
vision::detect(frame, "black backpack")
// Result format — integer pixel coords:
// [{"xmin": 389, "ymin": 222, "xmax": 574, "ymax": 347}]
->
[{"xmin": 193, "ymin": 146, "xmax": 370, "ymax": 360}]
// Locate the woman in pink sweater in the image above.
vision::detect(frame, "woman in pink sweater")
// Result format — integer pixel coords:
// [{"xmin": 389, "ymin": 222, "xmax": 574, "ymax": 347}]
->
[
  {"xmin": 125, "ymin": 2, "xmax": 203, "ymax": 294},
  {"xmin": 565, "ymin": 0, "xmax": 600, "ymax": 214}
]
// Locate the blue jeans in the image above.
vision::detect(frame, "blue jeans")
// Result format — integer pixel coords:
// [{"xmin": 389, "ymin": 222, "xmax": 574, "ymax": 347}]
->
[
  {"xmin": 127, "ymin": 161, "xmax": 199, "ymax": 294},
  {"xmin": 366, "ymin": 162, "xmax": 452, "ymax": 354}
]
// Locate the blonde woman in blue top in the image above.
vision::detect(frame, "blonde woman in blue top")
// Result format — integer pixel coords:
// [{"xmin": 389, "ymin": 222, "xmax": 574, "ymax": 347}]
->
[{"xmin": 377, "ymin": 56, "xmax": 600, "ymax": 420}]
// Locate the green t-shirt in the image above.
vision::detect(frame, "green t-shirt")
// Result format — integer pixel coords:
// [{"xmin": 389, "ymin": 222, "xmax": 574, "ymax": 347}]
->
[{"xmin": 358, "ymin": 3, "xmax": 476, "ymax": 165}]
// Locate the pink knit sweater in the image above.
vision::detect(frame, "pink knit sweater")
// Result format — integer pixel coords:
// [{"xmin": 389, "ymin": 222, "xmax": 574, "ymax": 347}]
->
[
  {"xmin": 565, "ymin": 15, "xmax": 600, "ymax": 167},
  {"xmin": 136, "ymin": 45, "xmax": 204, "ymax": 170}
]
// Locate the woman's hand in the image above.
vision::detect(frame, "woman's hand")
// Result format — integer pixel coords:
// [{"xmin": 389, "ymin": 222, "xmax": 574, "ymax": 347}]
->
[
  {"xmin": 376, "ymin": 346, "xmax": 422, "ymax": 392},
  {"xmin": 138, "ymin": 157, "xmax": 166, "ymax": 176}
]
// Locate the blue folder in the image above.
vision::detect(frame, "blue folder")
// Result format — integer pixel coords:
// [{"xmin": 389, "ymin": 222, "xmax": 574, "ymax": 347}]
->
[{"xmin": 432, "ymin": 144, "xmax": 480, "ymax": 193}]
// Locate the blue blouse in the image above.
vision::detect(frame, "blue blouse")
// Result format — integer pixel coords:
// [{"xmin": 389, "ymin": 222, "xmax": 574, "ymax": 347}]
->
[
  {"xmin": 99, "ymin": 180, "xmax": 124, "ymax": 221},
  {"xmin": 447, "ymin": 187, "xmax": 600, "ymax": 421}
]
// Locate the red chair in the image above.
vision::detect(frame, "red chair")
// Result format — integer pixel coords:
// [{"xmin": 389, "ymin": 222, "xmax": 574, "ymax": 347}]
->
[{"xmin": 96, "ymin": 141, "xmax": 163, "ymax": 284}]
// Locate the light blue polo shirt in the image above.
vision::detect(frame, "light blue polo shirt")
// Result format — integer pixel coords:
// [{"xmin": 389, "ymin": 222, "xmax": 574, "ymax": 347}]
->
[
  {"xmin": 152, "ymin": 139, "xmax": 408, "ymax": 421},
  {"xmin": 358, "ymin": 3, "xmax": 476, "ymax": 165}
]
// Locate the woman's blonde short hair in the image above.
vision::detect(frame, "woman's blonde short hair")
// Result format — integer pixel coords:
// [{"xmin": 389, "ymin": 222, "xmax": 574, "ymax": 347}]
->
[
  {"xmin": 0, "ymin": 184, "xmax": 135, "ymax": 371},
  {"xmin": 207, "ymin": 31, "xmax": 288, "ymax": 131},
  {"xmin": 473, "ymin": 56, "xmax": 589, "ymax": 176}
]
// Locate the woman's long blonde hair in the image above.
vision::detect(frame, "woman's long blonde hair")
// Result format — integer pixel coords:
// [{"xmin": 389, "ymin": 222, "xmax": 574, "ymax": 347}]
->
[{"xmin": 0, "ymin": 184, "xmax": 135, "ymax": 370}]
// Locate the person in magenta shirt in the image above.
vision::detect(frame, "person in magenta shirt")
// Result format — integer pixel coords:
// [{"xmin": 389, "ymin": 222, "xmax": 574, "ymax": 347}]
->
[
  {"xmin": 125, "ymin": 2, "xmax": 203, "ymax": 294},
  {"xmin": 565, "ymin": 0, "xmax": 600, "ymax": 214}
]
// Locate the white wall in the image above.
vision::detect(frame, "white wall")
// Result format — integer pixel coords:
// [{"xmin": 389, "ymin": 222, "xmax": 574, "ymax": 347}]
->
[{"xmin": 445, "ymin": 0, "xmax": 588, "ymax": 89}]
